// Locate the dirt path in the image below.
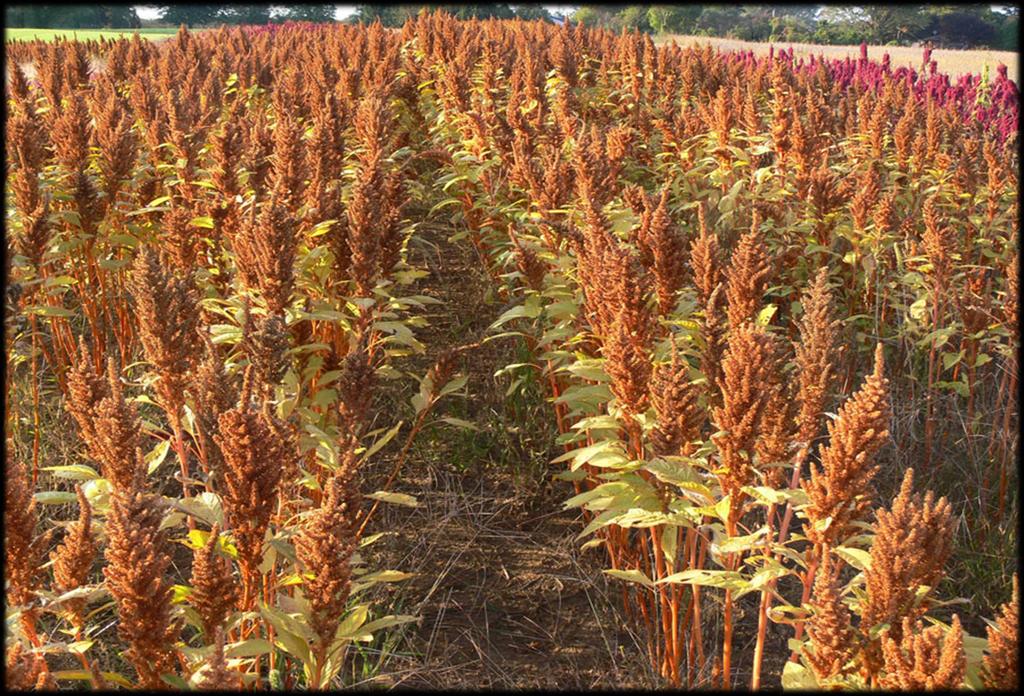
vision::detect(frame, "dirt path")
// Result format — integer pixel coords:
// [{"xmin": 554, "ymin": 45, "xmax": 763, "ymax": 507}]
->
[{"xmin": 356, "ymin": 223, "xmax": 654, "ymax": 689}]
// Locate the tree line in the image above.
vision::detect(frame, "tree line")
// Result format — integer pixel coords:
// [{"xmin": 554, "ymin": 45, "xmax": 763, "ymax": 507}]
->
[
  {"xmin": 4, "ymin": 5, "xmax": 338, "ymax": 29},
  {"xmin": 5, "ymin": 4, "xmax": 1019, "ymax": 51},
  {"xmin": 572, "ymin": 5, "xmax": 1019, "ymax": 50},
  {"xmin": 4, "ymin": 4, "xmax": 550, "ymax": 30}
]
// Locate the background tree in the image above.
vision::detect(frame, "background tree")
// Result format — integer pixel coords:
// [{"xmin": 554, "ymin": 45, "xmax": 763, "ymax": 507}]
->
[
  {"xmin": 157, "ymin": 5, "xmax": 225, "ymax": 27},
  {"xmin": 571, "ymin": 5, "xmax": 627, "ymax": 30},
  {"xmin": 994, "ymin": 8, "xmax": 1018, "ymax": 50},
  {"xmin": 352, "ymin": 4, "xmax": 522, "ymax": 25},
  {"xmin": 619, "ymin": 5, "xmax": 652, "ymax": 33},
  {"xmin": 277, "ymin": 5, "xmax": 337, "ymax": 23},
  {"xmin": 932, "ymin": 9, "xmax": 996, "ymax": 47},
  {"xmin": 512, "ymin": 5, "xmax": 553, "ymax": 22},
  {"xmin": 860, "ymin": 5, "xmax": 933, "ymax": 44},
  {"xmin": 569, "ymin": 4, "xmax": 1012, "ymax": 49},
  {"xmin": 646, "ymin": 6, "xmax": 701, "ymax": 35},
  {"xmin": 437, "ymin": 4, "xmax": 516, "ymax": 20},
  {"xmin": 692, "ymin": 6, "xmax": 744, "ymax": 36},
  {"xmin": 350, "ymin": 5, "xmax": 417, "ymax": 26},
  {"xmin": 6, "ymin": 4, "xmax": 140, "ymax": 28},
  {"xmin": 219, "ymin": 4, "xmax": 273, "ymax": 25}
]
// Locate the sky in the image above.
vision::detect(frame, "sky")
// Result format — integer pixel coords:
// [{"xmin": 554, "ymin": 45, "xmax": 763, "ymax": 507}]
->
[{"xmin": 133, "ymin": 5, "xmax": 580, "ymax": 21}]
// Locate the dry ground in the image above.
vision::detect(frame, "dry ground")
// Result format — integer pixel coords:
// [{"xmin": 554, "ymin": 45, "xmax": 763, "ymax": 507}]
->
[
  {"xmin": 656, "ymin": 34, "xmax": 1018, "ymax": 81},
  {"xmin": 349, "ymin": 213, "xmax": 798, "ymax": 689},
  {"xmin": 351, "ymin": 221, "xmax": 658, "ymax": 689}
]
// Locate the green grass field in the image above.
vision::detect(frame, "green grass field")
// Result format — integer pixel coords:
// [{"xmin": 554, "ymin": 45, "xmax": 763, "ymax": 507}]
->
[{"xmin": 4, "ymin": 27, "xmax": 180, "ymax": 42}]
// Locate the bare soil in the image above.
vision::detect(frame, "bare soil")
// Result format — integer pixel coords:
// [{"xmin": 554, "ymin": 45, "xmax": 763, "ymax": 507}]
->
[
  {"xmin": 354, "ymin": 222, "xmax": 656, "ymax": 689},
  {"xmin": 350, "ymin": 208, "xmax": 809, "ymax": 689}
]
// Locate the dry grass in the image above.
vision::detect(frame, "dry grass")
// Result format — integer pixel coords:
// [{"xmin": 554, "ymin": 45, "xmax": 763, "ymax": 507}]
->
[
  {"xmin": 356, "ymin": 219, "xmax": 655, "ymax": 689},
  {"xmin": 656, "ymin": 34, "xmax": 1018, "ymax": 81}
]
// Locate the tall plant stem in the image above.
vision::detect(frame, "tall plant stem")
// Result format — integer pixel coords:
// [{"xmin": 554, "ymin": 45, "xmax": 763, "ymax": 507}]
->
[
  {"xmin": 788, "ymin": 541, "xmax": 824, "ymax": 660},
  {"xmin": 924, "ymin": 292, "xmax": 944, "ymax": 468},
  {"xmin": 690, "ymin": 527, "xmax": 709, "ymax": 676},
  {"xmin": 996, "ymin": 359, "xmax": 1017, "ymax": 519},
  {"xmin": 750, "ymin": 503, "xmax": 778, "ymax": 690},
  {"xmin": 29, "ymin": 315, "xmax": 41, "ymax": 485},
  {"xmin": 355, "ymin": 384, "xmax": 441, "ymax": 539},
  {"xmin": 650, "ymin": 525, "xmax": 677, "ymax": 684},
  {"xmin": 168, "ymin": 414, "xmax": 197, "ymax": 533},
  {"xmin": 720, "ymin": 516, "xmax": 740, "ymax": 690},
  {"xmin": 776, "ymin": 445, "xmax": 809, "ymax": 546},
  {"xmin": 722, "ymin": 586, "xmax": 734, "ymax": 689}
]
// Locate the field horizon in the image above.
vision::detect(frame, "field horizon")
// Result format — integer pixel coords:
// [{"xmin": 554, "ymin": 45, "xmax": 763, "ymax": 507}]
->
[{"xmin": 656, "ymin": 33, "xmax": 1018, "ymax": 81}]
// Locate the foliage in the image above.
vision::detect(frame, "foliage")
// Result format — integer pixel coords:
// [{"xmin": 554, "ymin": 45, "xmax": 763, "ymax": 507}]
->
[
  {"xmin": 351, "ymin": 3, "xmax": 551, "ymax": 26},
  {"xmin": 572, "ymin": 4, "xmax": 1020, "ymax": 49},
  {"xmin": 5, "ymin": 4, "xmax": 140, "ymax": 29}
]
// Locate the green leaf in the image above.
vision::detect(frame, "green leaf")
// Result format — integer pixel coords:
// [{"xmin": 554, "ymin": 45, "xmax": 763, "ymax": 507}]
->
[
  {"xmin": 145, "ymin": 439, "xmax": 172, "ymax": 475},
  {"xmin": 361, "ymin": 422, "xmax": 403, "ymax": 462},
  {"xmin": 942, "ymin": 350, "xmax": 964, "ymax": 371},
  {"xmin": 833, "ymin": 546, "xmax": 872, "ymax": 571},
  {"xmin": 438, "ymin": 375, "xmax": 469, "ymax": 397},
  {"xmin": 645, "ymin": 458, "xmax": 707, "ymax": 491},
  {"xmin": 259, "ymin": 604, "xmax": 314, "ymax": 662},
  {"xmin": 571, "ymin": 415, "xmax": 621, "ymax": 431},
  {"xmin": 224, "ymin": 638, "xmax": 274, "ymax": 658},
  {"xmin": 34, "ymin": 491, "xmax": 78, "ymax": 505},
  {"xmin": 53, "ymin": 670, "xmax": 133, "ymax": 688},
  {"xmin": 909, "ymin": 296, "xmax": 928, "ymax": 320},
  {"xmin": 161, "ymin": 674, "xmax": 192, "ymax": 690},
  {"xmin": 756, "ymin": 303, "xmax": 777, "ymax": 326},
  {"xmin": 353, "ymin": 614, "xmax": 418, "ymax": 639},
  {"xmin": 748, "ymin": 564, "xmax": 792, "ymax": 592},
  {"xmin": 917, "ymin": 326, "xmax": 955, "ymax": 350},
  {"xmin": 439, "ymin": 416, "xmax": 480, "ymax": 431},
  {"xmin": 335, "ymin": 604, "xmax": 370, "ymax": 640},
  {"xmin": 713, "ymin": 495, "xmax": 733, "ymax": 523},
  {"xmin": 741, "ymin": 485, "xmax": 791, "ymax": 506},
  {"xmin": 566, "ymin": 360, "xmax": 611, "ymax": 383},
  {"xmin": 41, "ymin": 464, "xmax": 100, "ymax": 480},
  {"xmin": 43, "ymin": 274, "xmax": 78, "ymax": 288},
  {"xmin": 173, "ymin": 492, "xmax": 224, "ymax": 527},
  {"xmin": 364, "ymin": 491, "xmax": 419, "ymax": 507},
  {"xmin": 781, "ymin": 661, "xmax": 818, "ymax": 690},
  {"xmin": 553, "ymin": 383, "xmax": 613, "ymax": 410},
  {"xmin": 934, "ymin": 379, "xmax": 969, "ymax": 397},
  {"xmin": 603, "ymin": 568, "xmax": 655, "ymax": 589},
  {"xmin": 661, "ymin": 525, "xmax": 679, "ymax": 568},
  {"xmin": 29, "ymin": 305, "xmax": 76, "ymax": 318},
  {"xmin": 81, "ymin": 478, "xmax": 112, "ymax": 509},
  {"xmin": 563, "ymin": 482, "xmax": 629, "ymax": 510},
  {"xmin": 491, "ymin": 296, "xmax": 543, "ymax": 327},
  {"xmin": 170, "ymin": 584, "xmax": 192, "ymax": 604},
  {"xmin": 359, "ymin": 532, "xmax": 389, "ymax": 548},
  {"xmin": 356, "ymin": 570, "xmax": 415, "ymax": 584},
  {"xmin": 67, "ymin": 640, "xmax": 94, "ymax": 655},
  {"xmin": 411, "ymin": 391, "xmax": 428, "ymax": 415},
  {"xmin": 552, "ymin": 439, "xmax": 628, "ymax": 472},
  {"xmin": 658, "ymin": 569, "xmax": 746, "ymax": 590},
  {"xmin": 715, "ymin": 525, "xmax": 768, "ymax": 555},
  {"xmin": 769, "ymin": 604, "xmax": 810, "ymax": 625}
]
